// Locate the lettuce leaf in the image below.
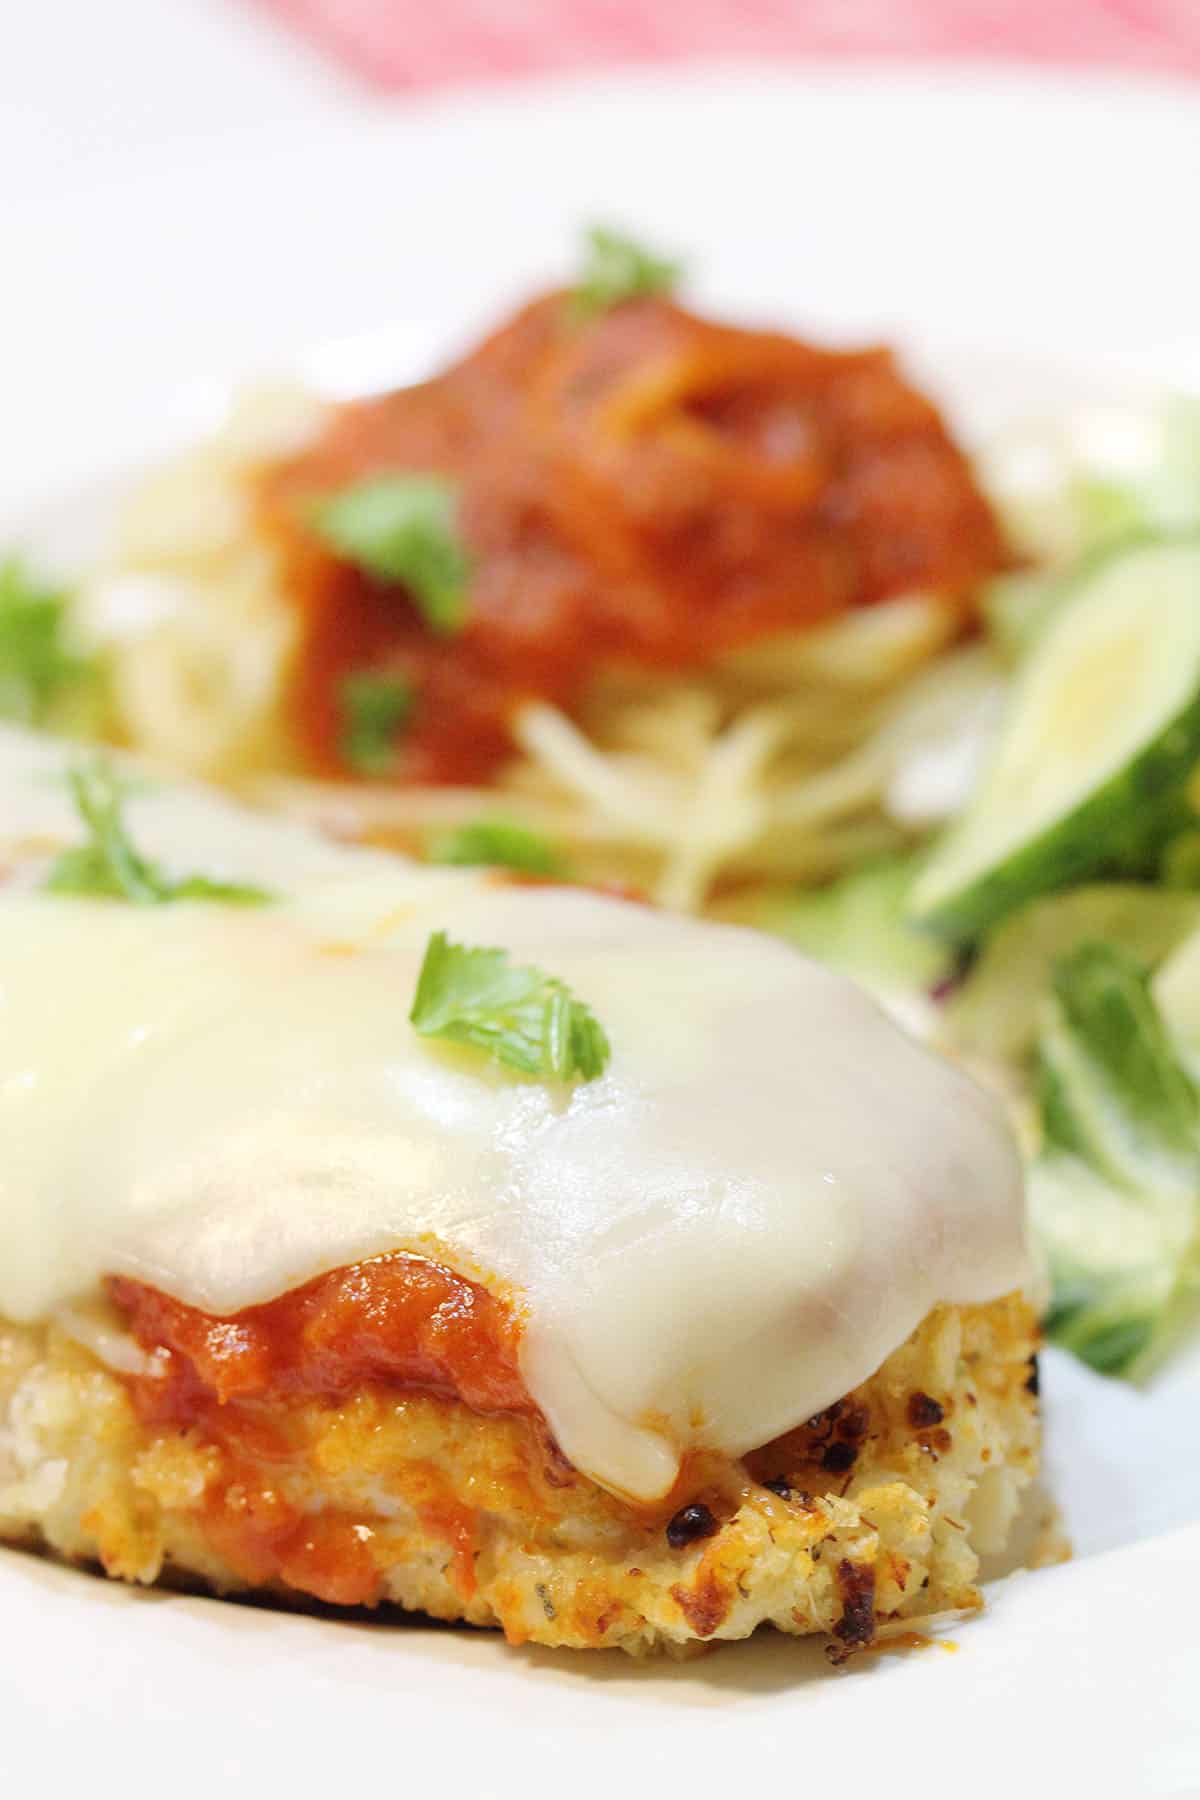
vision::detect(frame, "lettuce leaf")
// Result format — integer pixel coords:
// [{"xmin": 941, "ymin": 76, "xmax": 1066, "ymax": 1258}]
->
[{"xmin": 1032, "ymin": 941, "xmax": 1200, "ymax": 1378}]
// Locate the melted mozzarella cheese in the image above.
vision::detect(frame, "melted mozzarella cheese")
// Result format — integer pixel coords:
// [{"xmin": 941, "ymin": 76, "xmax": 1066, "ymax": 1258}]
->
[{"xmin": 0, "ymin": 726, "xmax": 1029, "ymax": 1501}]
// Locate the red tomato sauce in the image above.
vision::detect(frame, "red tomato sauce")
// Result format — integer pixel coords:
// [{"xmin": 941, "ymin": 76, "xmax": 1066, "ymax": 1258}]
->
[
  {"xmin": 261, "ymin": 294, "xmax": 1007, "ymax": 785},
  {"xmin": 108, "ymin": 1251, "xmax": 532, "ymax": 1424},
  {"xmin": 107, "ymin": 1254, "xmax": 533, "ymax": 1606},
  {"xmin": 198, "ymin": 1473, "xmax": 385, "ymax": 1608}
]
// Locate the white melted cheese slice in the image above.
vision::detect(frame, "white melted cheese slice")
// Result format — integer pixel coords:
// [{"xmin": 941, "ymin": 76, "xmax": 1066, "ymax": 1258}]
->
[{"xmin": 0, "ymin": 726, "xmax": 1030, "ymax": 1502}]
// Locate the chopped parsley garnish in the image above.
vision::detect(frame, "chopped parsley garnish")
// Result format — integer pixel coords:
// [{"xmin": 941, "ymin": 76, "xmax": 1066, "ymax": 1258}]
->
[
  {"xmin": 310, "ymin": 475, "xmax": 471, "ymax": 634},
  {"xmin": 428, "ymin": 817, "xmax": 566, "ymax": 877},
  {"xmin": 0, "ymin": 557, "xmax": 96, "ymax": 727},
  {"xmin": 44, "ymin": 759, "xmax": 273, "ymax": 907},
  {"xmin": 339, "ymin": 670, "xmax": 414, "ymax": 776},
  {"xmin": 570, "ymin": 225, "xmax": 682, "ymax": 320},
  {"xmin": 409, "ymin": 930, "xmax": 610, "ymax": 1083}
]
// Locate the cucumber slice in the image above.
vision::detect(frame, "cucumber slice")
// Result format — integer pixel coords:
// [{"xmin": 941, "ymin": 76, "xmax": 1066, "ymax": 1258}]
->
[
  {"xmin": 948, "ymin": 883, "xmax": 1200, "ymax": 1062},
  {"xmin": 911, "ymin": 538, "xmax": 1200, "ymax": 939}
]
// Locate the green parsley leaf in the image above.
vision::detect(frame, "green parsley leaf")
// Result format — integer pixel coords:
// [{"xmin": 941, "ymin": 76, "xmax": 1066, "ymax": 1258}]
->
[
  {"xmin": 409, "ymin": 929, "xmax": 610, "ymax": 1083},
  {"xmin": 0, "ymin": 557, "xmax": 97, "ymax": 727},
  {"xmin": 310, "ymin": 476, "xmax": 471, "ymax": 634},
  {"xmin": 428, "ymin": 817, "xmax": 566, "ymax": 878},
  {"xmin": 570, "ymin": 225, "xmax": 682, "ymax": 321},
  {"xmin": 45, "ymin": 759, "xmax": 274, "ymax": 908},
  {"xmin": 339, "ymin": 670, "xmax": 414, "ymax": 776}
]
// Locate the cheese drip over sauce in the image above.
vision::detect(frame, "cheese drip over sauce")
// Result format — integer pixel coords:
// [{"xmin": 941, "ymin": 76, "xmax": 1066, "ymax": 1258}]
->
[{"xmin": 0, "ymin": 726, "xmax": 1029, "ymax": 1501}]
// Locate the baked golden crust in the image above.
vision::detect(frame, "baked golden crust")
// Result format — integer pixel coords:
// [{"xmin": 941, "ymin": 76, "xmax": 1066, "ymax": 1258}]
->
[{"xmin": 0, "ymin": 1295, "xmax": 1038, "ymax": 1656}]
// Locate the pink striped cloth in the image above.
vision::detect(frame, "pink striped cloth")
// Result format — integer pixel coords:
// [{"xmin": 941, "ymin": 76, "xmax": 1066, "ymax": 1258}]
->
[{"xmin": 251, "ymin": 0, "xmax": 1200, "ymax": 89}]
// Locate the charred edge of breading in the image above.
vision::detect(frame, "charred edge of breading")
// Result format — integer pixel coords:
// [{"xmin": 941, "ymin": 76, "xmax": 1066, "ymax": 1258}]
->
[{"xmin": 827, "ymin": 1558, "xmax": 878, "ymax": 1662}]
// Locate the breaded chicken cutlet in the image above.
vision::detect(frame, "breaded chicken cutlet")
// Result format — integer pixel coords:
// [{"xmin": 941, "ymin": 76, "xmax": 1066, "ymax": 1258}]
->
[
  {"xmin": 1, "ymin": 1294, "xmax": 1037, "ymax": 1655},
  {"xmin": 0, "ymin": 726, "xmax": 1037, "ymax": 1655}
]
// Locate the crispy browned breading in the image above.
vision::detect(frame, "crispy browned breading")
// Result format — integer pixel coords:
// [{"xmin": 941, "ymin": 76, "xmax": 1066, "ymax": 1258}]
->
[{"xmin": 0, "ymin": 1294, "xmax": 1038, "ymax": 1656}]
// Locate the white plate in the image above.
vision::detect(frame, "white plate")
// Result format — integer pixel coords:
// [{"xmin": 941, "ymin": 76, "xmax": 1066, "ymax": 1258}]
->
[{"xmin": 3, "ymin": 63, "xmax": 1200, "ymax": 1798}]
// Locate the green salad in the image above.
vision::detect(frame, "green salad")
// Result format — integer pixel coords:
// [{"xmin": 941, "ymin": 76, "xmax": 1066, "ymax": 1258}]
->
[{"xmin": 757, "ymin": 395, "xmax": 1200, "ymax": 1379}]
